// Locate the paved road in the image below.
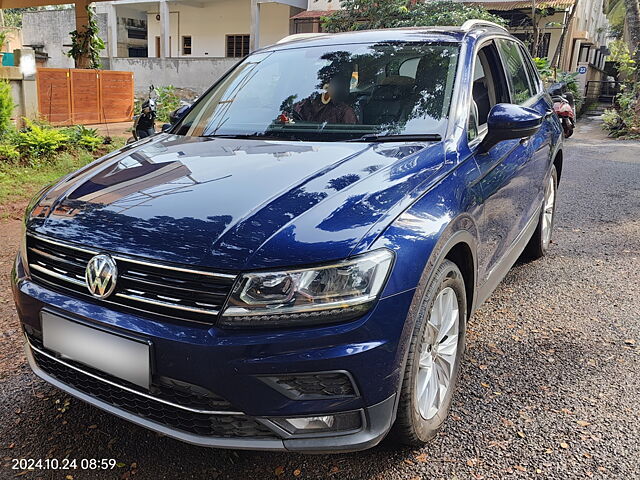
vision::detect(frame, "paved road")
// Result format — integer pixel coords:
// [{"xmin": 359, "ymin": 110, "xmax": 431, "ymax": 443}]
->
[{"xmin": 1, "ymin": 117, "xmax": 639, "ymax": 480}]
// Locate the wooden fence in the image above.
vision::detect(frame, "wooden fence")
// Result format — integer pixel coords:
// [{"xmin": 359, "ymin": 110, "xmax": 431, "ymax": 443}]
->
[{"xmin": 36, "ymin": 68, "xmax": 134, "ymax": 125}]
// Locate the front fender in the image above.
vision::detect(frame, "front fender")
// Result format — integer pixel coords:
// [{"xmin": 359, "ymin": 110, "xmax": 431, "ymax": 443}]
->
[{"xmin": 367, "ymin": 160, "xmax": 481, "ymax": 301}]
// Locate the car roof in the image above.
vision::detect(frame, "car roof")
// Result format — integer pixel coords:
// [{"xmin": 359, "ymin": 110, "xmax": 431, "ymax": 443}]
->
[{"xmin": 267, "ymin": 21, "xmax": 508, "ymax": 50}]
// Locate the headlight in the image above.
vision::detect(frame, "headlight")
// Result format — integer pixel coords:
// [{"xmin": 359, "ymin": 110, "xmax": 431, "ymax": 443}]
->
[{"xmin": 220, "ymin": 249, "xmax": 394, "ymax": 327}]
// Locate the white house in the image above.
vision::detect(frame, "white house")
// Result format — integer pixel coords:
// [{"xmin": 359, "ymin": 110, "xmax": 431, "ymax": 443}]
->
[
  {"xmin": 22, "ymin": 0, "xmax": 306, "ymax": 94},
  {"xmin": 101, "ymin": 0, "xmax": 307, "ymax": 93}
]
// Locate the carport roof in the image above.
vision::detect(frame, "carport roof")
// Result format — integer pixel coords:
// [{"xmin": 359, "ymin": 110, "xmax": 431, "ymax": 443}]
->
[
  {"xmin": 0, "ymin": 0, "xmax": 106, "ymax": 7},
  {"xmin": 464, "ymin": 0, "xmax": 575, "ymax": 10}
]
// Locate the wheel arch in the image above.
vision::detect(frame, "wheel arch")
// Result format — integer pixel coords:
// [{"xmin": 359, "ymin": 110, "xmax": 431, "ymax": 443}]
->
[
  {"xmin": 553, "ymin": 148, "xmax": 563, "ymax": 184},
  {"xmin": 444, "ymin": 241, "xmax": 476, "ymax": 320}
]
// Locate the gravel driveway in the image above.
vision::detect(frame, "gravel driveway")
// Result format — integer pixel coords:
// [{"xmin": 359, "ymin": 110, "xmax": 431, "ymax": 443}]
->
[{"xmin": 1, "ymin": 116, "xmax": 639, "ymax": 480}]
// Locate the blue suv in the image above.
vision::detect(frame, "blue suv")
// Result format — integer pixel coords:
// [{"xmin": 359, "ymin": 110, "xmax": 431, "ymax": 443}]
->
[{"xmin": 12, "ymin": 20, "xmax": 563, "ymax": 452}]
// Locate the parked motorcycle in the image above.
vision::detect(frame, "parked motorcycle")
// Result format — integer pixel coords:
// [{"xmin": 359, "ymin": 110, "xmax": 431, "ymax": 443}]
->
[
  {"xmin": 127, "ymin": 85, "xmax": 158, "ymax": 144},
  {"xmin": 127, "ymin": 90, "xmax": 195, "ymax": 144},
  {"xmin": 549, "ymin": 84, "xmax": 575, "ymax": 138}
]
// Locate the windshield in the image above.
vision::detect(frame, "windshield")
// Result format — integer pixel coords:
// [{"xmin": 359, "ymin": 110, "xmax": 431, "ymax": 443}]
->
[{"xmin": 174, "ymin": 42, "xmax": 460, "ymax": 141}]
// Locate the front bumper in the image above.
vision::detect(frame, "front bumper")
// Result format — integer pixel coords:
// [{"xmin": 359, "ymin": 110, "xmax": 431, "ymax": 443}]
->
[
  {"xmin": 12, "ymin": 252, "xmax": 415, "ymax": 452},
  {"xmin": 24, "ymin": 338, "xmax": 396, "ymax": 452}
]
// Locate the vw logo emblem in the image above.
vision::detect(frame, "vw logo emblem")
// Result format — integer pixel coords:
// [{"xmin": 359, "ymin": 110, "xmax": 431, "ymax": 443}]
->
[{"xmin": 85, "ymin": 254, "xmax": 118, "ymax": 299}]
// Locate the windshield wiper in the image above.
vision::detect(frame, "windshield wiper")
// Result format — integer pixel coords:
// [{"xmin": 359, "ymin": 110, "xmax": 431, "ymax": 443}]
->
[
  {"xmin": 346, "ymin": 133, "xmax": 442, "ymax": 143},
  {"xmin": 204, "ymin": 133, "xmax": 300, "ymax": 141}
]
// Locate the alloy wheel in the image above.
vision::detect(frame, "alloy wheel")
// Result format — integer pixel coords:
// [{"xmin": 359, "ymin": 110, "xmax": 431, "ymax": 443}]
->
[
  {"xmin": 542, "ymin": 174, "xmax": 556, "ymax": 249},
  {"xmin": 416, "ymin": 286, "xmax": 459, "ymax": 420}
]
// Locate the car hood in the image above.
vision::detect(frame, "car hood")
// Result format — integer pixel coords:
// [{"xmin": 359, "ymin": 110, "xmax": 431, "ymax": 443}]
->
[{"xmin": 28, "ymin": 134, "xmax": 445, "ymax": 270}]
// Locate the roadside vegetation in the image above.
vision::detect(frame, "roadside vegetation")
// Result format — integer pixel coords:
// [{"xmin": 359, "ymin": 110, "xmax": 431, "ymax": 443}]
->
[
  {"xmin": 601, "ymin": 40, "xmax": 640, "ymax": 138},
  {"xmin": 0, "ymin": 80, "xmax": 124, "ymax": 216},
  {"xmin": 156, "ymin": 86, "xmax": 182, "ymax": 123}
]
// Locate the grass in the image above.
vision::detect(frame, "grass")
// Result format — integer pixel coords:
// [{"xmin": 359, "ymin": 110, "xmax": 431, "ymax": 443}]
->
[{"xmin": 0, "ymin": 138, "xmax": 125, "ymax": 219}]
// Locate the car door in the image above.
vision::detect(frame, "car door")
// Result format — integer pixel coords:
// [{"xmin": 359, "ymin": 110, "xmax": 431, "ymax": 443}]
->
[
  {"xmin": 496, "ymin": 38, "xmax": 556, "ymax": 226},
  {"xmin": 468, "ymin": 40, "xmax": 536, "ymax": 284},
  {"xmin": 518, "ymin": 42, "xmax": 560, "ymax": 208}
]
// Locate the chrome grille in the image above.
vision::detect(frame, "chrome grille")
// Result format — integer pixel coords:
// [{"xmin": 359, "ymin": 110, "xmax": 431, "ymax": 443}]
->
[{"xmin": 26, "ymin": 233, "xmax": 237, "ymax": 324}]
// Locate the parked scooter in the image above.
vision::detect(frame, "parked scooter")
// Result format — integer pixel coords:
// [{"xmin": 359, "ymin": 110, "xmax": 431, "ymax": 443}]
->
[
  {"xmin": 127, "ymin": 89, "xmax": 196, "ymax": 143},
  {"xmin": 549, "ymin": 84, "xmax": 575, "ymax": 138},
  {"xmin": 127, "ymin": 85, "xmax": 158, "ymax": 144}
]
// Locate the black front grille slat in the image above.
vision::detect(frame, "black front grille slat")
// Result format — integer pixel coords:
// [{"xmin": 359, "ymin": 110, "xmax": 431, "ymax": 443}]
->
[
  {"xmin": 265, "ymin": 372, "xmax": 357, "ymax": 399},
  {"xmin": 26, "ymin": 234, "xmax": 236, "ymax": 324}
]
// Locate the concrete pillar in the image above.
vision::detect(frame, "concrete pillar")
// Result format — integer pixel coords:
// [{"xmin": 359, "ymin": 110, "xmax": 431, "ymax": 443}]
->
[
  {"xmin": 13, "ymin": 48, "xmax": 38, "ymax": 126},
  {"xmin": 159, "ymin": 0, "xmax": 170, "ymax": 58},
  {"xmin": 74, "ymin": 0, "xmax": 92, "ymax": 68},
  {"xmin": 250, "ymin": 0, "xmax": 260, "ymax": 52},
  {"xmin": 107, "ymin": 2, "xmax": 118, "ymax": 59}
]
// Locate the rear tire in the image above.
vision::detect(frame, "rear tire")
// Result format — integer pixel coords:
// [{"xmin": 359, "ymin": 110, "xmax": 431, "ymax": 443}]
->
[
  {"xmin": 390, "ymin": 259, "xmax": 467, "ymax": 446},
  {"xmin": 524, "ymin": 165, "xmax": 558, "ymax": 260}
]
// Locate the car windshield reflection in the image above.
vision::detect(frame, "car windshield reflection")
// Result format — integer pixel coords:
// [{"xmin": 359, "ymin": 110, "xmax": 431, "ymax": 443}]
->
[{"xmin": 174, "ymin": 42, "xmax": 460, "ymax": 141}]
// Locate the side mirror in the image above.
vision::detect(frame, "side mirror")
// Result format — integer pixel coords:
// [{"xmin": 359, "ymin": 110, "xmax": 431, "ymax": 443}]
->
[
  {"xmin": 479, "ymin": 103, "xmax": 543, "ymax": 152},
  {"xmin": 161, "ymin": 123, "xmax": 172, "ymax": 132},
  {"xmin": 169, "ymin": 105, "xmax": 191, "ymax": 125}
]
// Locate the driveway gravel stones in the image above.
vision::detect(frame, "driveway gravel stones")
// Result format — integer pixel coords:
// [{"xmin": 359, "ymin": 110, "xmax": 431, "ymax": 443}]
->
[{"xmin": 1, "ymin": 117, "xmax": 638, "ymax": 479}]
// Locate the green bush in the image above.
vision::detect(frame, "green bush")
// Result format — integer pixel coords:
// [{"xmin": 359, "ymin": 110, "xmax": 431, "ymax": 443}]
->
[
  {"xmin": 600, "ymin": 40, "xmax": 639, "ymax": 137},
  {"xmin": 17, "ymin": 120, "xmax": 69, "ymax": 160},
  {"xmin": 61, "ymin": 124, "xmax": 103, "ymax": 150},
  {"xmin": 78, "ymin": 134, "xmax": 103, "ymax": 150},
  {"xmin": 0, "ymin": 80, "xmax": 15, "ymax": 135},
  {"xmin": 0, "ymin": 143, "xmax": 20, "ymax": 162},
  {"xmin": 156, "ymin": 85, "xmax": 181, "ymax": 123},
  {"xmin": 532, "ymin": 57, "xmax": 553, "ymax": 83},
  {"xmin": 601, "ymin": 108, "xmax": 625, "ymax": 136}
]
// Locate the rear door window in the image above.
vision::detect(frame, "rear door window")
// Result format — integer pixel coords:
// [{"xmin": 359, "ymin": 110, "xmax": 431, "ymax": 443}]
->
[
  {"xmin": 496, "ymin": 39, "xmax": 534, "ymax": 105},
  {"xmin": 519, "ymin": 45, "xmax": 542, "ymax": 96}
]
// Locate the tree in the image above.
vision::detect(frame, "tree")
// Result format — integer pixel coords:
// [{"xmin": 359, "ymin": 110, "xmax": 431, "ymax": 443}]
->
[
  {"xmin": 322, "ymin": 0, "xmax": 506, "ymax": 32},
  {"xmin": 67, "ymin": 5, "xmax": 105, "ymax": 69},
  {"xmin": 624, "ymin": 0, "xmax": 640, "ymax": 79},
  {"xmin": 551, "ymin": 0, "xmax": 579, "ymax": 68}
]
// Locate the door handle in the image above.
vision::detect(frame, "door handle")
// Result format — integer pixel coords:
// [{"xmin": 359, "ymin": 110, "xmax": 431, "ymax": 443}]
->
[{"xmin": 544, "ymin": 110, "xmax": 554, "ymax": 118}]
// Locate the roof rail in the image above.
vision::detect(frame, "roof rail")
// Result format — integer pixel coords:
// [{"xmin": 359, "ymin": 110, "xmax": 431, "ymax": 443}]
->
[
  {"xmin": 276, "ymin": 33, "xmax": 327, "ymax": 44},
  {"xmin": 460, "ymin": 19, "xmax": 508, "ymax": 32}
]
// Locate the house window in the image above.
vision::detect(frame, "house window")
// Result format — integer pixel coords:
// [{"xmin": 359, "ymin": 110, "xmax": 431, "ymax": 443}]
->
[
  {"xmin": 294, "ymin": 19, "xmax": 323, "ymax": 33},
  {"xmin": 128, "ymin": 29, "xmax": 147, "ymax": 40},
  {"xmin": 128, "ymin": 46, "xmax": 148, "ymax": 57},
  {"xmin": 226, "ymin": 34, "xmax": 250, "ymax": 58},
  {"xmin": 182, "ymin": 36, "xmax": 192, "ymax": 55}
]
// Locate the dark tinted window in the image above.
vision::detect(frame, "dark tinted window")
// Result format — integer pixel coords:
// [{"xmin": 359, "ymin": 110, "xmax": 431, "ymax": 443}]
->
[{"xmin": 496, "ymin": 39, "xmax": 534, "ymax": 104}]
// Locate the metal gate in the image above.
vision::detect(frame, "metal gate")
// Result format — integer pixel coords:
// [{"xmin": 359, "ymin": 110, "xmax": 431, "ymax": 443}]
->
[{"xmin": 36, "ymin": 68, "xmax": 134, "ymax": 125}]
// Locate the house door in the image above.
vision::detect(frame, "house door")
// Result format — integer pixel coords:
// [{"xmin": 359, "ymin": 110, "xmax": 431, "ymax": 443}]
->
[{"xmin": 155, "ymin": 36, "xmax": 172, "ymax": 57}]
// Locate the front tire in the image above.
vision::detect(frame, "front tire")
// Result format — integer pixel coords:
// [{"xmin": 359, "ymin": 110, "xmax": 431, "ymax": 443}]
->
[
  {"xmin": 524, "ymin": 165, "xmax": 558, "ymax": 260},
  {"xmin": 390, "ymin": 259, "xmax": 467, "ymax": 446}
]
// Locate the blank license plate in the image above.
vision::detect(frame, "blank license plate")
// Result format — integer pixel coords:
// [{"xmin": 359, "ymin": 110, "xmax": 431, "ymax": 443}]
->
[{"xmin": 41, "ymin": 311, "xmax": 150, "ymax": 389}]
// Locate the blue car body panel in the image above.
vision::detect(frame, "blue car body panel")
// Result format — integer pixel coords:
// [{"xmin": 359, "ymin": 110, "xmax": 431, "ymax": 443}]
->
[{"xmin": 12, "ymin": 26, "xmax": 563, "ymax": 452}]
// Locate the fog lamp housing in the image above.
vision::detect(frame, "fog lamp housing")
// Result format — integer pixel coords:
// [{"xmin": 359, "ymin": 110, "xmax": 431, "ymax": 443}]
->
[{"xmin": 271, "ymin": 411, "xmax": 362, "ymax": 435}]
